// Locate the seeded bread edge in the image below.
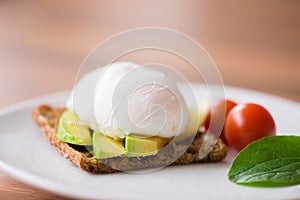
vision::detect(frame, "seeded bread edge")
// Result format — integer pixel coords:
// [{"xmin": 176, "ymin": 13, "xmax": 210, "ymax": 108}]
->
[{"xmin": 32, "ymin": 105, "xmax": 228, "ymax": 173}]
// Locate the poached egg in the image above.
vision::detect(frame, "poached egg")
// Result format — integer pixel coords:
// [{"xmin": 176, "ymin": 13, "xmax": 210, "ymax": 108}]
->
[{"xmin": 66, "ymin": 62, "xmax": 190, "ymax": 139}]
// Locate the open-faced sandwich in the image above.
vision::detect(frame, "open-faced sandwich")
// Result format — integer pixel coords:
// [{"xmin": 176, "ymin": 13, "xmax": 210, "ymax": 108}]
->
[{"xmin": 32, "ymin": 62, "xmax": 228, "ymax": 173}]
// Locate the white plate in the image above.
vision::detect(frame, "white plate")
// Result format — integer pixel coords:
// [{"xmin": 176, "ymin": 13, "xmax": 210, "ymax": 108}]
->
[{"xmin": 0, "ymin": 85, "xmax": 300, "ymax": 200}]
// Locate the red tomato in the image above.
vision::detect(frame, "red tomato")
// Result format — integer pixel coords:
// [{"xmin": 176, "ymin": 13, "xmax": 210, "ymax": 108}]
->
[
  {"xmin": 224, "ymin": 103, "xmax": 276, "ymax": 151},
  {"xmin": 204, "ymin": 99, "xmax": 237, "ymax": 143}
]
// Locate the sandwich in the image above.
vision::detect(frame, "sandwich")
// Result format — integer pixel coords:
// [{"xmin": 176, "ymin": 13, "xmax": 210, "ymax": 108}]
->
[{"xmin": 32, "ymin": 62, "xmax": 228, "ymax": 173}]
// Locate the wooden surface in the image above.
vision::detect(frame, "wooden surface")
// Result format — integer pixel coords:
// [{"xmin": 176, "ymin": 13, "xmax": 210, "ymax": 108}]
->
[{"xmin": 0, "ymin": 1, "xmax": 299, "ymax": 199}]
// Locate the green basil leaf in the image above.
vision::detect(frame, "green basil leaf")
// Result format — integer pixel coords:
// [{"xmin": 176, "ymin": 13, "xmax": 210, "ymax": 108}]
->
[{"xmin": 228, "ymin": 135, "xmax": 300, "ymax": 187}]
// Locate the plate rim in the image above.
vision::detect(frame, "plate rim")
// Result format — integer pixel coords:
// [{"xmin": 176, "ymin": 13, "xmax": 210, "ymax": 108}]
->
[{"xmin": 0, "ymin": 84, "xmax": 300, "ymax": 199}]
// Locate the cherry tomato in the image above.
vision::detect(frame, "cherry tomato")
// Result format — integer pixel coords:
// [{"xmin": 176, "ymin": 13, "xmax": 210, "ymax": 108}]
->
[
  {"xmin": 224, "ymin": 103, "xmax": 276, "ymax": 151},
  {"xmin": 204, "ymin": 99, "xmax": 237, "ymax": 143}
]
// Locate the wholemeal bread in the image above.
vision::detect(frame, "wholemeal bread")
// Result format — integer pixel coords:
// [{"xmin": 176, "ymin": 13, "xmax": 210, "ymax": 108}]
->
[{"xmin": 32, "ymin": 105, "xmax": 228, "ymax": 173}]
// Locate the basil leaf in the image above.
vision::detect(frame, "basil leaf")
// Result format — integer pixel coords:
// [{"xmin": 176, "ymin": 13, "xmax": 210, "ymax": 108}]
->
[{"xmin": 228, "ymin": 135, "xmax": 300, "ymax": 187}]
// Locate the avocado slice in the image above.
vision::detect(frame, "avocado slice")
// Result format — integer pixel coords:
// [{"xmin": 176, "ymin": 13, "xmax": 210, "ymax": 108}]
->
[
  {"xmin": 125, "ymin": 135, "xmax": 171, "ymax": 157},
  {"xmin": 93, "ymin": 132, "xmax": 125, "ymax": 159},
  {"xmin": 56, "ymin": 110, "xmax": 92, "ymax": 145},
  {"xmin": 174, "ymin": 101, "xmax": 210, "ymax": 142}
]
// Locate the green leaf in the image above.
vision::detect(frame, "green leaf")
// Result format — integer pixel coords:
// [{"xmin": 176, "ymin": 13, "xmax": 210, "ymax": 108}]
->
[{"xmin": 228, "ymin": 135, "xmax": 300, "ymax": 187}]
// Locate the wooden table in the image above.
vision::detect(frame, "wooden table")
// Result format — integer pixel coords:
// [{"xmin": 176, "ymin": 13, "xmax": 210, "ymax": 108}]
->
[{"xmin": 0, "ymin": 1, "xmax": 299, "ymax": 199}]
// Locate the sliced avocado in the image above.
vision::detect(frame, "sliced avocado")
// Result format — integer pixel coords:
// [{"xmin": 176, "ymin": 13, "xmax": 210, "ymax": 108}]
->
[
  {"xmin": 174, "ymin": 101, "xmax": 210, "ymax": 142},
  {"xmin": 93, "ymin": 132, "xmax": 125, "ymax": 159},
  {"xmin": 173, "ymin": 107, "xmax": 200, "ymax": 142},
  {"xmin": 125, "ymin": 135, "xmax": 171, "ymax": 157},
  {"xmin": 56, "ymin": 110, "xmax": 92, "ymax": 145}
]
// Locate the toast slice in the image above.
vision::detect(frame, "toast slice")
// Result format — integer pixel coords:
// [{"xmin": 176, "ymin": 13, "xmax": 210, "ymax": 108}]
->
[{"xmin": 32, "ymin": 105, "xmax": 228, "ymax": 173}]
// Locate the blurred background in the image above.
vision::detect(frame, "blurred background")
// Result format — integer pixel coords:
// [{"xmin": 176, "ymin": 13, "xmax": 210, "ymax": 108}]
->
[
  {"xmin": 0, "ymin": 1, "xmax": 299, "ymax": 198},
  {"xmin": 0, "ymin": 0, "xmax": 299, "ymax": 109}
]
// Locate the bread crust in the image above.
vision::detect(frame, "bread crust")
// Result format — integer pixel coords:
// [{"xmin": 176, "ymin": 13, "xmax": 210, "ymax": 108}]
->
[{"xmin": 32, "ymin": 105, "xmax": 227, "ymax": 173}]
